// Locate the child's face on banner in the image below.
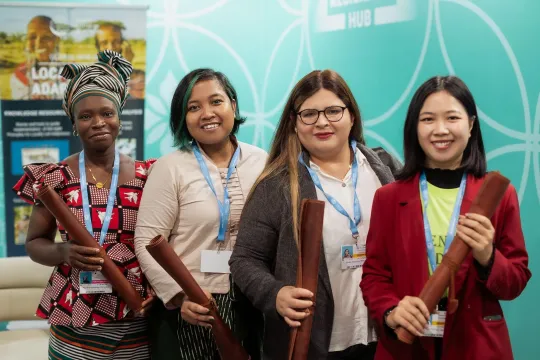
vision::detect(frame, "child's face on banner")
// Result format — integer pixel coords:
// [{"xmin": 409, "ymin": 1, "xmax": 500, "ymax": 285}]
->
[
  {"xmin": 96, "ymin": 26, "xmax": 123, "ymax": 54},
  {"xmin": 26, "ymin": 18, "xmax": 58, "ymax": 62}
]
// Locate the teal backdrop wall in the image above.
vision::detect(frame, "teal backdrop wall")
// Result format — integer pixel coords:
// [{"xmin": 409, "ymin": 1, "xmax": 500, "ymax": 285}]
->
[{"xmin": 1, "ymin": 0, "xmax": 538, "ymax": 358}]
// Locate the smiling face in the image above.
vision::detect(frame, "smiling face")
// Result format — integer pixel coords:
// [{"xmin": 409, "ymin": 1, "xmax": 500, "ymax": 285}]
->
[
  {"xmin": 295, "ymin": 88, "xmax": 353, "ymax": 160},
  {"xmin": 185, "ymin": 79, "xmax": 236, "ymax": 146},
  {"xmin": 73, "ymin": 96, "xmax": 120, "ymax": 152},
  {"xmin": 26, "ymin": 17, "xmax": 58, "ymax": 62},
  {"xmin": 417, "ymin": 90, "xmax": 473, "ymax": 169}
]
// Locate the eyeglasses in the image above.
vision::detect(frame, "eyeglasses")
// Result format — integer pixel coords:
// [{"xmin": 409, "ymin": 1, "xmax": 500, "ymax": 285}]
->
[{"xmin": 296, "ymin": 106, "xmax": 348, "ymax": 125}]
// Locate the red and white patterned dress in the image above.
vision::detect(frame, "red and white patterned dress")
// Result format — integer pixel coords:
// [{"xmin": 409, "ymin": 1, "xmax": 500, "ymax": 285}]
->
[{"xmin": 13, "ymin": 159, "xmax": 155, "ymax": 327}]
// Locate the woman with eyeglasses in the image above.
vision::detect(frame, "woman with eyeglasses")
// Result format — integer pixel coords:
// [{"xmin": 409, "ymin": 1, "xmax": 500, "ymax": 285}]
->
[{"xmin": 229, "ymin": 70, "xmax": 401, "ymax": 360}]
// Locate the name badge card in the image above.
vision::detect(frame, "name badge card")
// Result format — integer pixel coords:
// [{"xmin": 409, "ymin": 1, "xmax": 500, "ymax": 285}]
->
[
  {"xmin": 79, "ymin": 271, "xmax": 113, "ymax": 294},
  {"xmin": 424, "ymin": 309, "xmax": 446, "ymax": 338},
  {"xmin": 200, "ymin": 250, "xmax": 232, "ymax": 274},
  {"xmin": 341, "ymin": 244, "xmax": 366, "ymax": 270}
]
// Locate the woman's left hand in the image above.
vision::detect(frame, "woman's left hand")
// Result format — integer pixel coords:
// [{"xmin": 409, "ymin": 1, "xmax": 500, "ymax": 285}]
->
[{"xmin": 456, "ymin": 213, "xmax": 495, "ymax": 266}]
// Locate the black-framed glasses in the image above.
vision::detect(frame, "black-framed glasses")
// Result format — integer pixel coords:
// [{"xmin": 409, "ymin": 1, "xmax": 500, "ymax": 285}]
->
[{"xmin": 296, "ymin": 106, "xmax": 348, "ymax": 125}]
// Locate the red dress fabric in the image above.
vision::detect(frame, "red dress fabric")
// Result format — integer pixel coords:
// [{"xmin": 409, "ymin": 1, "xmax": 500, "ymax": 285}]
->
[{"xmin": 13, "ymin": 159, "xmax": 155, "ymax": 327}]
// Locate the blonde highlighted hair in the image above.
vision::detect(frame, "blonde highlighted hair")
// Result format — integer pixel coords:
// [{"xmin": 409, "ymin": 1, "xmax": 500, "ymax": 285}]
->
[{"xmin": 249, "ymin": 70, "xmax": 365, "ymax": 244}]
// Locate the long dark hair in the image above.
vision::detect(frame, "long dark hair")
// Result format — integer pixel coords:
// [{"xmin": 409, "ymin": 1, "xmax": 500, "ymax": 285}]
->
[
  {"xmin": 396, "ymin": 75, "xmax": 486, "ymax": 180},
  {"xmin": 169, "ymin": 68, "xmax": 246, "ymax": 150},
  {"xmin": 250, "ymin": 69, "xmax": 364, "ymax": 244}
]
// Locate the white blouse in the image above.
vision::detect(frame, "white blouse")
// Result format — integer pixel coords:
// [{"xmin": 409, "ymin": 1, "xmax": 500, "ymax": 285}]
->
[{"xmin": 310, "ymin": 147, "xmax": 381, "ymax": 352}]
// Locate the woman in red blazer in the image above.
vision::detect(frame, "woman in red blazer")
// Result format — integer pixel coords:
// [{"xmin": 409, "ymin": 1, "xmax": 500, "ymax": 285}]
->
[{"xmin": 360, "ymin": 75, "xmax": 531, "ymax": 360}]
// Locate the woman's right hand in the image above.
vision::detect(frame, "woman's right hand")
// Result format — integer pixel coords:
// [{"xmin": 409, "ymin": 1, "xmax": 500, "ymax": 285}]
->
[
  {"xmin": 60, "ymin": 241, "xmax": 104, "ymax": 271},
  {"xmin": 386, "ymin": 296, "xmax": 430, "ymax": 336},
  {"xmin": 180, "ymin": 290, "xmax": 214, "ymax": 328},
  {"xmin": 276, "ymin": 286, "xmax": 313, "ymax": 328}
]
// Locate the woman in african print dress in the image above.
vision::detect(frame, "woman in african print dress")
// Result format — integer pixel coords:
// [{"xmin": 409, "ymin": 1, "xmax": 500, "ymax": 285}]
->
[{"xmin": 13, "ymin": 50, "xmax": 154, "ymax": 360}]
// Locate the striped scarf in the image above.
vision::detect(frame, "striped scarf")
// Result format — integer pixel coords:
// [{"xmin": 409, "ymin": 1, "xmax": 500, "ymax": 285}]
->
[{"xmin": 61, "ymin": 50, "xmax": 132, "ymax": 122}]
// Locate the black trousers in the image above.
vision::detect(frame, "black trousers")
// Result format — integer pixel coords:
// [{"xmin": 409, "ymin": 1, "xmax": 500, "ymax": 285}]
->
[
  {"xmin": 327, "ymin": 342, "xmax": 377, "ymax": 360},
  {"xmin": 149, "ymin": 283, "xmax": 262, "ymax": 360}
]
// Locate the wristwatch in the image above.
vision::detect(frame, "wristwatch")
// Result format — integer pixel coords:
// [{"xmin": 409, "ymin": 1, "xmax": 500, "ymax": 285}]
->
[{"xmin": 384, "ymin": 306, "xmax": 397, "ymax": 330}]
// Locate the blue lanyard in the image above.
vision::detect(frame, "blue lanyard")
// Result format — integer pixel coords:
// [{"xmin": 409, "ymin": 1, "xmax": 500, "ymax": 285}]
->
[
  {"xmin": 420, "ymin": 171, "xmax": 467, "ymax": 273},
  {"xmin": 298, "ymin": 140, "xmax": 361, "ymax": 238},
  {"xmin": 79, "ymin": 148, "xmax": 120, "ymax": 246},
  {"xmin": 192, "ymin": 141, "xmax": 241, "ymax": 242}
]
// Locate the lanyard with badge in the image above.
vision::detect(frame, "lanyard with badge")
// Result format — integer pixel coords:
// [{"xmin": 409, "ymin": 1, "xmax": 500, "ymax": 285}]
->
[
  {"xmin": 78, "ymin": 148, "xmax": 120, "ymax": 294},
  {"xmin": 419, "ymin": 171, "xmax": 467, "ymax": 337},
  {"xmin": 298, "ymin": 140, "xmax": 366, "ymax": 270},
  {"xmin": 192, "ymin": 141, "xmax": 240, "ymax": 274}
]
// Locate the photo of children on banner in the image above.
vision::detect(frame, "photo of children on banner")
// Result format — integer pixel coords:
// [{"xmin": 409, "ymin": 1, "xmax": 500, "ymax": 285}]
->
[
  {"xmin": 94, "ymin": 22, "xmax": 145, "ymax": 99},
  {"xmin": 0, "ymin": 8, "xmax": 146, "ymax": 100},
  {"xmin": 21, "ymin": 147, "xmax": 60, "ymax": 165},
  {"xmin": 9, "ymin": 15, "xmax": 64, "ymax": 100}
]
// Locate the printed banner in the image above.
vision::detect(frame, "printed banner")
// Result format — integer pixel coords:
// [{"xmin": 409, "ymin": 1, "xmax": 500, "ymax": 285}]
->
[{"xmin": 0, "ymin": 3, "xmax": 147, "ymax": 257}]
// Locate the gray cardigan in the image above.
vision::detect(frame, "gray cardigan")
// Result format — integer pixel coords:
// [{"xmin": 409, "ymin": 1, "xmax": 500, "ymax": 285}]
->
[{"xmin": 229, "ymin": 144, "xmax": 401, "ymax": 360}]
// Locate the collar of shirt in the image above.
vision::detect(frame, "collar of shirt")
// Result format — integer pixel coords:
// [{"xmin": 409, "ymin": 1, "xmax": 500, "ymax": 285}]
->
[
  {"xmin": 309, "ymin": 146, "xmax": 366, "ymax": 183},
  {"xmin": 194, "ymin": 136, "xmax": 243, "ymax": 165}
]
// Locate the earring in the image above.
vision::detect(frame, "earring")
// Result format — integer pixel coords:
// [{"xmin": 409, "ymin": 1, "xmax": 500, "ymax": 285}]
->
[
  {"xmin": 119, "ymin": 122, "xmax": 123, "ymax": 130},
  {"xmin": 73, "ymin": 129, "xmax": 78, "ymax": 137}
]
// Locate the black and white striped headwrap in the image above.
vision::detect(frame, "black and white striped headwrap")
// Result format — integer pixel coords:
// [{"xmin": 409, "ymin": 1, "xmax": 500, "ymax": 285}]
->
[{"xmin": 61, "ymin": 50, "xmax": 132, "ymax": 122}]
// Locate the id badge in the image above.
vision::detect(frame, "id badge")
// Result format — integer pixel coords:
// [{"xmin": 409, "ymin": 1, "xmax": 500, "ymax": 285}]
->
[
  {"xmin": 200, "ymin": 250, "xmax": 232, "ymax": 274},
  {"xmin": 79, "ymin": 271, "xmax": 112, "ymax": 294},
  {"xmin": 341, "ymin": 244, "xmax": 366, "ymax": 270},
  {"xmin": 424, "ymin": 310, "xmax": 446, "ymax": 337}
]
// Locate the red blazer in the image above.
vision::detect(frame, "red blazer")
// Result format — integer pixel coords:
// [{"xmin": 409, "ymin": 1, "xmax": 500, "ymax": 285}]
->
[{"xmin": 360, "ymin": 173, "xmax": 531, "ymax": 360}]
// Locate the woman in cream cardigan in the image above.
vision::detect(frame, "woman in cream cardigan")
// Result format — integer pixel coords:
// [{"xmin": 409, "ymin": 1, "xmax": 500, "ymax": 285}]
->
[{"xmin": 134, "ymin": 68, "xmax": 267, "ymax": 360}]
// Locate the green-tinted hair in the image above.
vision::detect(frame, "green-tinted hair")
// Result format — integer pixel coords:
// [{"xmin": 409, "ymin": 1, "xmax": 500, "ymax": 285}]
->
[{"xmin": 169, "ymin": 68, "xmax": 246, "ymax": 150}]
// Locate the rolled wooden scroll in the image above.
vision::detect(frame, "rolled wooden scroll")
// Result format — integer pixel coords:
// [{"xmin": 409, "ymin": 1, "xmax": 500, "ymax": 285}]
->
[
  {"xmin": 145, "ymin": 235, "xmax": 250, "ymax": 360},
  {"xmin": 36, "ymin": 185, "xmax": 144, "ymax": 313},
  {"xmin": 288, "ymin": 199, "xmax": 326, "ymax": 360},
  {"xmin": 396, "ymin": 172, "xmax": 510, "ymax": 344}
]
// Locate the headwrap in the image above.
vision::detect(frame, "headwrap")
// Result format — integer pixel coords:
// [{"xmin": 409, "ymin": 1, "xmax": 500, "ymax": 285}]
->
[{"xmin": 61, "ymin": 50, "xmax": 132, "ymax": 122}]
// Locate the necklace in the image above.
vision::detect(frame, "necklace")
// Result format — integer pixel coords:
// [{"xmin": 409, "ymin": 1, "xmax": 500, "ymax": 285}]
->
[{"xmin": 87, "ymin": 167, "xmax": 112, "ymax": 189}]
